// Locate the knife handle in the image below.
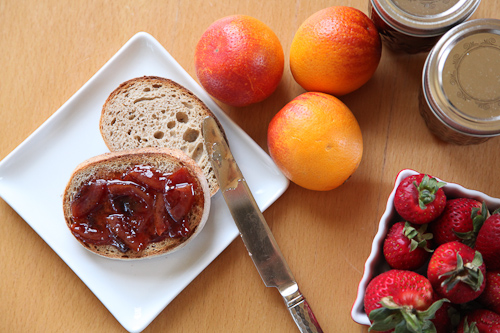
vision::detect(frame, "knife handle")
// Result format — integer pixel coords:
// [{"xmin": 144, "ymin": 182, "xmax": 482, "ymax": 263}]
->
[{"xmin": 286, "ymin": 293, "xmax": 323, "ymax": 333}]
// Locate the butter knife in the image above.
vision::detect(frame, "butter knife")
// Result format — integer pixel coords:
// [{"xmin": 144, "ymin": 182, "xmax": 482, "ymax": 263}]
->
[{"xmin": 202, "ymin": 116, "xmax": 323, "ymax": 333}]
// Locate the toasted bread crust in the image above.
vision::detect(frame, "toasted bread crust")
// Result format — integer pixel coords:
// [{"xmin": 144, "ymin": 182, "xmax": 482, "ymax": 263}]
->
[
  {"xmin": 63, "ymin": 147, "xmax": 210, "ymax": 259},
  {"xmin": 99, "ymin": 76, "xmax": 225, "ymax": 196}
]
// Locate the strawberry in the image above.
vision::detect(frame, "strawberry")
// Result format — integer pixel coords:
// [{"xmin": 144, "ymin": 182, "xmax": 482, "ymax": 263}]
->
[
  {"xmin": 475, "ymin": 209, "xmax": 500, "ymax": 270},
  {"xmin": 427, "ymin": 241, "xmax": 486, "ymax": 304},
  {"xmin": 479, "ymin": 270, "xmax": 500, "ymax": 315},
  {"xmin": 394, "ymin": 174, "xmax": 446, "ymax": 225},
  {"xmin": 364, "ymin": 269, "xmax": 447, "ymax": 332},
  {"xmin": 430, "ymin": 198, "xmax": 486, "ymax": 247},
  {"xmin": 457, "ymin": 309, "xmax": 500, "ymax": 333},
  {"xmin": 383, "ymin": 221, "xmax": 433, "ymax": 270}
]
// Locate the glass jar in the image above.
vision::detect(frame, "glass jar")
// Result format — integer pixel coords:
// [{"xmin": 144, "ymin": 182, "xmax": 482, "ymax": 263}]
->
[
  {"xmin": 420, "ymin": 19, "xmax": 500, "ymax": 145},
  {"xmin": 369, "ymin": 0, "xmax": 481, "ymax": 53}
]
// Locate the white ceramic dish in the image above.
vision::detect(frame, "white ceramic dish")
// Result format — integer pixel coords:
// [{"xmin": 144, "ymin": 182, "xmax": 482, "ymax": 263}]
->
[
  {"xmin": 0, "ymin": 32, "xmax": 289, "ymax": 332},
  {"xmin": 351, "ymin": 168, "xmax": 500, "ymax": 326}
]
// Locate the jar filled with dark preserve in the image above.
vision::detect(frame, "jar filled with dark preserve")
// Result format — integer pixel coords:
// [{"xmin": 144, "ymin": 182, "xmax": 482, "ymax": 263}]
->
[
  {"xmin": 369, "ymin": 0, "xmax": 481, "ymax": 53},
  {"xmin": 420, "ymin": 19, "xmax": 500, "ymax": 145}
]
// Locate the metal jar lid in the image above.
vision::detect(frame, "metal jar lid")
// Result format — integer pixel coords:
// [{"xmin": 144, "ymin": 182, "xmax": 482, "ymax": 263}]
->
[
  {"xmin": 423, "ymin": 19, "xmax": 500, "ymax": 137},
  {"xmin": 371, "ymin": 0, "xmax": 481, "ymax": 37}
]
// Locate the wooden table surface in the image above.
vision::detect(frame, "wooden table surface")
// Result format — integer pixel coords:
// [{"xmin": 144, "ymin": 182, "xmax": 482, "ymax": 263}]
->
[{"xmin": 1, "ymin": 1, "xmax": 499, "ymax": 332}]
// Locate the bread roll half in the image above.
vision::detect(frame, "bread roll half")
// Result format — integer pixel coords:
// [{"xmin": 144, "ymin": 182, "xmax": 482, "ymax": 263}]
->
[
  {"xmin": 63, "ymin": 147, "xmax": 210, "ymax": 259},
  {"xmin": 99, "ymin": 76, "xmax": 225, "ymax": 197}
]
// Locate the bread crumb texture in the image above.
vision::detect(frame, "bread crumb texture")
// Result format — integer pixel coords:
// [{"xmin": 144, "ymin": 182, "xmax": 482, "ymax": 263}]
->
[{"xmin": 100, "ymin": 76, "xmax": 221, "ymax": 195}]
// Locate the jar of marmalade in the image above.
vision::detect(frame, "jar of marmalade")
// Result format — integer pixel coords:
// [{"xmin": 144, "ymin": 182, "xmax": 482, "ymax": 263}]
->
[
  {"xmin": 420, "ymin": 19, "xmax": 500, "ymax": 145},
  {"xmin": 369, "ymin": 0, "xmax": 481, "ymax": 53}
]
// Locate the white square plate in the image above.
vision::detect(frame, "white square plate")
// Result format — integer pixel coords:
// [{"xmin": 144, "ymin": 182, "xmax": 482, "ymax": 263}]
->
[{"xmin": 0, "ymin": 32, "xmax": 289, "ymax": 332}]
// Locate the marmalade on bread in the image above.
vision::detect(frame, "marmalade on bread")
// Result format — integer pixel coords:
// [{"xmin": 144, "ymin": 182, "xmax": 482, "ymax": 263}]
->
[{"xmin": 69, "ymin": 164, "xmax": 203, "ymax": 253}]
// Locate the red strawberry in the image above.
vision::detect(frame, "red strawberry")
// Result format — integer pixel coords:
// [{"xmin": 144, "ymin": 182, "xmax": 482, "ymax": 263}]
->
[
  {"xmin": 394, "ymin": 174, "xmax": 446, "ymax": 225},
  {"xmin": 475, "ymin": 209, "xmax": 500, "ymax": 270},
  {"xmin": 364, "ymin": 269, "xmax": 447, "ymax": 332},
  {"xmin": 383, "ymin": 221, "xmax": 433, "ymax": 270},
  {"xmin": 479, "ymin": 270, "xmax": 500, "ymax": 314},
  {"xmin": 457, "ymin": 309, "xmax": 500, "ymax": 333},
  {"xmin": 430, "ymin": 198, "xmax": 486, "ymax": 247},
  {"xmin": 427, "ymin": 241, "xmax": 486, "ymax": 304}
]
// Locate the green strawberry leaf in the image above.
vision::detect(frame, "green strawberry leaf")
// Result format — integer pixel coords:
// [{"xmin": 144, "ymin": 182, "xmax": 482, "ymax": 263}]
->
[
  {"xmin": 394, "ymin": 321, "xmax": 412, "ymax": 333},
  {"xmin": 368, "ymin": 297, "xmax": 445, "ymax": 333},
  {"xmin": 463, "ymin": 251, "xmax": 484, "ymax": 292},
  {"xmin": 454, "ymin": 202, "xmax": 488, "ymax": 248},
  {"xmin": 369, "ymin": 307, "xmax": 402, "ymax": 331},
  {"xmin": 404, "ymin": 222, "xmax": 433, "ymax": 253},
  {"xmin": 471, "ymin": 250, "xmax": 483, "ymax": 267},
  {"xmin": 441, "ymin": 253, "xmax": 464, "ymax": 291},
  {"xmin": 414, "ymin": 175, "xmax": 446, "ymax": 210},
  {"xmin": 472, "ymin": 203, "xmax": 488, "ymax": 233},
  {"xmin": 419, "ymin": 298, "xmax": 449, "ymax": 320},
  {"xmin": 410, "ymin": 239, "xmax": 419, "ymax": 252},
  {"xmin": 400, "ymin": 311, "xmax": 421, "ymax": 331},
  {"xmin": 440, "ymin": 252, "xmax": 484, "ymax": 292},
  {"xmin": 462, "ymin": 317, "xmax": 479, "ymax": 333}
]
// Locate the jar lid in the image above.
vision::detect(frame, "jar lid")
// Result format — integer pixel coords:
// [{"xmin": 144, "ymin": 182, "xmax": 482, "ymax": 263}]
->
[
  {"xmin": 423, "ymin": 19, "xmax": 500, "ymax": 137},
  {"xmin": 371, "ymin": 0, "xmax": 481, "ymax": 36}
]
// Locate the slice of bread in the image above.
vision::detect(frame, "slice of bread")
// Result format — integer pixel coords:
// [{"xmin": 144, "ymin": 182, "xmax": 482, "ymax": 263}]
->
[
  {"xmin": 63, "ymin": 147, "xmax": 210, "ymax": 260},
  {"xmin": 99, "ymin": 76, "xmax": 225, "ymax": 196}
]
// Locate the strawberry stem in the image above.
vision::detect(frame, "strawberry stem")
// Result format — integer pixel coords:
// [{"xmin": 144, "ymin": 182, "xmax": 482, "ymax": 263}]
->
[
  {"xmin": 413, "ymin": 175, "xmax": 446, "ymax": 210},
  {"xmin": 404, "ymin": 222, "xmax": 433, "ymax": 253},
  {"xmin": 368, "ymin": 297, "xmax": 449, "ymax": 332},
  {"xmin": 461, "ymin": 317, "xmax": 479, "ymax": 333},
  {"xmin": 454, "ymin": 202, "xmax": 488, "ymax": 248},
  {"xmin": 439, "ymin": 252, "xmax": 484, "ymax": 292}
]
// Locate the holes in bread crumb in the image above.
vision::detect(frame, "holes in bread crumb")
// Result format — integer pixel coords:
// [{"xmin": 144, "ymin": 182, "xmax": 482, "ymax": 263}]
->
[
  {"xmin": 134, "ymin": 96, "xmax": 159, "ymax": 103},
  {"xmin": 127, "ymin": 129, "xmax": 132, "ymax": 135},
  {"xmin": 192, "ymin": 143, "xmax": 204, "ymax": 162},
  {"xmin": 143, "ymin": 88, "xmax": 151, "ymax": 92},
  {"xmin": 134, "ymin": 136, "xmax": 142, "ymax": 142},
  {"xmin": 154, "ymin": 131, "xmax": 164, "ymax": 139},
  {"xmin": 167, "ymin": 121, "xmax": 176, "ymax": 129},
  {"xmin": 128, "ymin": 114, "xmax": 135, "ymax": 120},
  {"xmin": 182, "ymin": 102, "xmax": 194, "ymax": 109},
  {"xmin": 183, "ymin": 128, "xmax": 199, "ymax": 142},
  {"xmin": 153, "ymin": 84, "xmax": 162, "ymax": 88},
  {"xmin": 110, "ymin": 118, "xmax": 116, "ymax": 125},
  {"xmin": 176, "ymin": 112, "xmax": 188, "ymax": 123}
]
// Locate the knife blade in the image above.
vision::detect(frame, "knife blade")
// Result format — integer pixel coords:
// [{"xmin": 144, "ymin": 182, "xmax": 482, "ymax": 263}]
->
[{"xmin": 202, "ymin": 116, "xmax": 323, "ymax": 333}]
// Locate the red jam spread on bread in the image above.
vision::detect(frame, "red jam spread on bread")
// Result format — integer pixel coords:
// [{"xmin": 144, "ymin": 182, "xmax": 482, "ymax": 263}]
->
[{"xmin": 69, "ymin": 165, "xmax": 201, "ymax": 253}]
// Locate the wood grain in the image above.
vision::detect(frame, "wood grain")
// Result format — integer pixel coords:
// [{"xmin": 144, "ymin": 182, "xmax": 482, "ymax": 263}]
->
[{"xmin": 1, "ymin": 1, "xmax": 498, "ymax": 332}]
